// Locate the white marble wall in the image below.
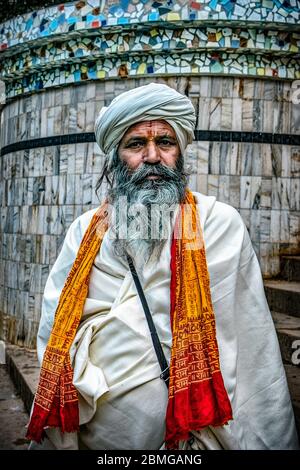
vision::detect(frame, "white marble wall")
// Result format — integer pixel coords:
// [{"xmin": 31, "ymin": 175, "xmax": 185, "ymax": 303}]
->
[{"xmin": 0, "ymin": 76, "xmax": 299, "ymax": 346}]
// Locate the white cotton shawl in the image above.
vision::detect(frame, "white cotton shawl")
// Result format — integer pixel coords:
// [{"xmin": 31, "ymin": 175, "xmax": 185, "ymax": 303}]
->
[
  {"xmin": 32, "ymin": 192, "xmax": 299, "ymax": 451},
  {"xmin": 94, "ymin": 83, "xmax": 196, "ymax": 167}
]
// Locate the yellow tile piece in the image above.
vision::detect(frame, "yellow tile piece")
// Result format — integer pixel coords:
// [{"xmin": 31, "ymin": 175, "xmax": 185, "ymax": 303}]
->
[
  {"xmin": 137, "ymin": 63, "xmax": 146, "ymax": 74},
  {"xmin": 216, "ymin": 32, "xmax": 222, "ymax": 42},
  {"xmin": 97, "ymin": 70, "xmax": 106, "ymax": 79},
  {"xmin": 167, "ymin": 13, "xmax": 180, "ymax": 21},
  {"xmin": 150, "ymin": 29, "xmax": 159, "ymax": 37},
  {"xmin": 257, "ymin": 68, "xmax": 265, "ymax": 75}
]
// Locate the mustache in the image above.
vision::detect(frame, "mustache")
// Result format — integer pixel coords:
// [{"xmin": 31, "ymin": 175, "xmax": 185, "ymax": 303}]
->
[{"xmin": 117, "ymin": 162, "xmax": 184, "ymax": 187}]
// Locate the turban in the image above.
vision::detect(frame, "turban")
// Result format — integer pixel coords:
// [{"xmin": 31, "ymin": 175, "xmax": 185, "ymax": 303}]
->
[{"xmin": 94, "ymin": 83, "xmax": 196, "ymax": 168}]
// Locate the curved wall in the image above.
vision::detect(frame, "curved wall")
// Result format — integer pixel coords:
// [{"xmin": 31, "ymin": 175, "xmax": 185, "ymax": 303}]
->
[{"xmin": 0, "ymin": 0, "xmax": 299, "ymax": 346}]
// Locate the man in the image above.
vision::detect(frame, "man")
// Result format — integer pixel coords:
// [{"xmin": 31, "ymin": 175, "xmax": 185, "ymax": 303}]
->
[{"xmin": 27, "ymin": 83, "xmax": 298, "ymax": 450}]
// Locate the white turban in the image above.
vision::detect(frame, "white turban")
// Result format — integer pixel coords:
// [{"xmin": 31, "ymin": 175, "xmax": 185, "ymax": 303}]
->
[{"xmin": 94, "ymin": 83, "xmax": 196, "ymax": 168}]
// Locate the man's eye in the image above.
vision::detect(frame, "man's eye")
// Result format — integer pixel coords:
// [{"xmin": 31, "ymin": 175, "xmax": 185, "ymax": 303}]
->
[
  {"xmin": 127, "ymin": 141, "xmax": 144, "ymax": 148},
  {"xmin": 159, "ymin": 139, "xmax": 174, "ymax": 146}
]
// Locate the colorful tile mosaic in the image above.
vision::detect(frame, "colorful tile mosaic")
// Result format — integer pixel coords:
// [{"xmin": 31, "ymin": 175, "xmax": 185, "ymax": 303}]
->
[
  {"xmin": 1, "ymin": 28, "xmax": 300, "ymax": 79},
  {"xmin": 0, "ymin": 0, "xmax": 299, "ymax": 51},
  {"xmin": 4, "ymin": 51, "xmax": 300, "ymax": 98},
  {"xmin": 1, "ymin": 1, "xmax": 299, "ymax": 98}
]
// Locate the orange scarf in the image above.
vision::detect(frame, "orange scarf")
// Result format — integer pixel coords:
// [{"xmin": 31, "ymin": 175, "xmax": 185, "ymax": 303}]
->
[
  {"xmin": 26, "ymin": 190, "xmax": 232, "ymax": 446},
  {"xmin": 166, "ymin": 190, "xmax": 232, "ymax": 448}
]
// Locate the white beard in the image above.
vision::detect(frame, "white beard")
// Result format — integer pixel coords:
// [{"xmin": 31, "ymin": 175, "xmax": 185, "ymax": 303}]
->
[{"xmin": 110, "ymin": 197, "xmax": 177, "ymax": 269}]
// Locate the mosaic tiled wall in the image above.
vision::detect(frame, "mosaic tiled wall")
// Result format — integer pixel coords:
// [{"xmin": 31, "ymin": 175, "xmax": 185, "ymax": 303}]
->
[
  {"xmin": 0, "ymin": 0, "xmax": 300, "ymax": 98},
  {"xmin": 1, "ymin": 76, "xmax": 300, "ymax": 347}
]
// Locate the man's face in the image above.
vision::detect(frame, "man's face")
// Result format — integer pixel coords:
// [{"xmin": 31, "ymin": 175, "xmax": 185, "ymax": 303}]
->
[
  {"xmin": 108, "ymin": 120, "xmax": 186, "ymax": 264},
  {"xmin": 118, "ymin": 120, "xmax": 180, "ymax": 179}
]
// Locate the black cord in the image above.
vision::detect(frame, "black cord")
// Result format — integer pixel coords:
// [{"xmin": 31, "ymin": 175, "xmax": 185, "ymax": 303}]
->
[{"xmin": 127, "ymin": 254, "xmax": 169, "ymax": 388}]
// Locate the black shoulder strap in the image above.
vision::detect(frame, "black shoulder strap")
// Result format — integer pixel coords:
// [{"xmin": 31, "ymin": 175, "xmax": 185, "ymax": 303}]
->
[{"xmin": 127, "ymin": 254, "xmax": 169, "ymax": 388}]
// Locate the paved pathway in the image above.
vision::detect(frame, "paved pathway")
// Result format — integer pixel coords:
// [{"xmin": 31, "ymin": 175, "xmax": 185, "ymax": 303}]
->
[{"xmin": 0, "ymin": 365, "xmax": 30, "ymax": 450}]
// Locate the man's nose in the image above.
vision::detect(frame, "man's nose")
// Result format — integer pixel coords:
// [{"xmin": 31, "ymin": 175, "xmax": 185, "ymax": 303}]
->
[{"xmin": 144, "ymin": 140, "xmax": 161, "ymax": 163}]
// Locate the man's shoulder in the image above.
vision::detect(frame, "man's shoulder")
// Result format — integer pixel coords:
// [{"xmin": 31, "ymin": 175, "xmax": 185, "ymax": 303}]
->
[
  {"xmin": 192, "ymin": 191, "xmax": 247, "ymax": 253},
  {"xmin": 68, "ymin": 207, "xmax": 99, "ymax": 238},
  {"xmin": 192, "ymin": 191, "xmax": 242, "ymax": 228}
]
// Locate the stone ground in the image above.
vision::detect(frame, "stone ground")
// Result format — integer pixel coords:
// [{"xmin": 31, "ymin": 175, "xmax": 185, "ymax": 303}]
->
[{"xmin": 0, "ymin": 365, "xmax": 30, "ymax": 450}]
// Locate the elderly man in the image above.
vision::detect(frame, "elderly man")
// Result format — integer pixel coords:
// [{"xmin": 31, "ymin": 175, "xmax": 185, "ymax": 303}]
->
[{"xmin": 27, "ymin": 83, "xmax": 298, "ymax": 450}]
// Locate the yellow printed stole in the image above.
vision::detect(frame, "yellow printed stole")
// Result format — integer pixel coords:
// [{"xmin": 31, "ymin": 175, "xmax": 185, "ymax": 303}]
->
[
  {"xmin": 165, "ymin": 190, "xmax": 232, "ymax": 449},
  {"xmin": 26, "ymin": 203, "xmax": 109, "ymax": 442}
]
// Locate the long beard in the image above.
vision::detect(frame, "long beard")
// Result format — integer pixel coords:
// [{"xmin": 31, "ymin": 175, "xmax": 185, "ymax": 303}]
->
[{"xmin": 107, "ymin": 158, "xmax": 187, "ymax": 266}]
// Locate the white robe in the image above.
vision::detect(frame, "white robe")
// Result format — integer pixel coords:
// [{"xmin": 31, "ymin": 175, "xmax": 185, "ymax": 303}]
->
[{"xmin": 32, "ymin": 191, "xmax": 299, "ymax": 450}]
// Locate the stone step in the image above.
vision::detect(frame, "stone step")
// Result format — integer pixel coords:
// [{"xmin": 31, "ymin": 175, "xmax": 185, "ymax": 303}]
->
[
  {"xmin": 281, "ymin": 256, "xmax": 300, "ymax": 282},
  {"xmin": 271, "ymin": 311, "xmax": 300, "ymax": 365},
  {"xmin": 284, "ymin": 364, "xmax": 300, "ymax": 439},
  {"xmin": 264, "ymin": 280, "xmax": 300, "ymax": 318},
  {"xmin": 5, "ymin": 344, "xmax": 39, "ymax": 414}
]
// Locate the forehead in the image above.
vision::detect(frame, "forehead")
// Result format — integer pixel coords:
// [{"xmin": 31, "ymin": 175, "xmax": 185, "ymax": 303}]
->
[{"xmin": 122, "ymin": 120, "xmax": 176, "ymax": 138}]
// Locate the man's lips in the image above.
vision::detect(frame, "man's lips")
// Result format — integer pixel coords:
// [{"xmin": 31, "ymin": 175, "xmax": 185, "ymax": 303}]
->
[{"xmin": 146, "ymin": 174, "xmax": 163, "ymax": 180}]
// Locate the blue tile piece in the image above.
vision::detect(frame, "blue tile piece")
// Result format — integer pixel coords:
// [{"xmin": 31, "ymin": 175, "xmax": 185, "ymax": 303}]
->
[
  {"xmin": 274, "ymin": 0, "xmax": 291, "ymax": 10},
  {"xmin": 25, "ymin": 19, "xmax": 33, "ymax": 31},
  {"xmin": 58, "ymin": 14, "xmax": 65, "ymax": 25},
  {"xmin": 50, "ymin": 20, "xmax": 58, "ymax": 32},
  {"xmin": 147, "ymin": 65, "xmax": 154, "ymax": 73},
  {"xmin": 109, "ymin": 6, "xmax": 124, "ymax": 16},
  {"xmin": 118, "ymin": 17, "xmax": 129, "ymax": 24},
  {"xmin": 149, "ymin": 12, "xmax": 159, "ymax": 21},
  {"xmin": 87, "ymin": 14, "xmax": 96, "ymax": 22},
  {"xmin": 209, "ymin": 0, "xmax": 218, "ymax": 10},
  {"xmin": 37, "ymin": 80, "xmax": 43, "ymax": 90},
  {"xmin": 75, "ymin": 48, "xmax": 84, "ymax": 57},
  {"xmin": 67, "ymin": 17, "xmax": 77, "ymax": 24},
  {"xmin": 222, "ymin": 1, "xmax": 234, "ymax": 15},
  {"xmin": 74, "ymin": 70, "xmax": 81, "ymax": 81},
  {"xmin": 88, "ymin": 69, "xmax": 97, "ymax": 79},
  {"xmin": 120, "ymin": 0, "xmax": 130, "ymax": 9},
  {"xmin": 149, "ymin": 37, "xmax": 158, "ymax": 45}
]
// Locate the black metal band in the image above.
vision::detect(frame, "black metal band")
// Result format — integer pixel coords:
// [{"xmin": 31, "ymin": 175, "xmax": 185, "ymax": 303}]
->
[
  {"xmin": 1, "ymin": 130, "xmax": 300, "ymax": 157},
  {"xmin": 127, "ymin": 254, "xmax": 170, "ymax": 388}
]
